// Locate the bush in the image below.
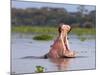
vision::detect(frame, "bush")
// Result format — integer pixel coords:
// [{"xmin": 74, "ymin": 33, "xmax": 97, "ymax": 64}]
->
[
  {"xmin": 35, "ymin": 66, "xmax": 45, "ymax": 73},
  {"xmin": 33, "ymin": 34, "xmax": 53, "ymax": 41}
]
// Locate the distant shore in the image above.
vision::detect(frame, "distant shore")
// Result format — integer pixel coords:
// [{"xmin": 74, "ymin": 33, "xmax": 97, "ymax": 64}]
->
[{"xmin": 12, "ymin": 26, "xmax": 96, "ymax": 35}]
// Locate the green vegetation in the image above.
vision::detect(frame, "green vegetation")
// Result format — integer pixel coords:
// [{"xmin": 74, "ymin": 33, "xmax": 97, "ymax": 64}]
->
[
  {"xmin": 79, "ymin": 37, "xmax": 87, "ymax": 41},
  {"xmin": 35, "ymin": 66, "xmax": 45, "ymax": 73},
  {"xmin": 71, "ymin": 28, "xmax": 96, "ymax": 36},
  {"xmin": 12, "ymin": 26, "xmax": 96, "ymax": 35},
  {"xmin": 12, "ymin": 26, "xmax": 57, "ymax": 34},
  {"xmin": 33, "ymin": 34, "xmax": 53, "ymax": 41}
]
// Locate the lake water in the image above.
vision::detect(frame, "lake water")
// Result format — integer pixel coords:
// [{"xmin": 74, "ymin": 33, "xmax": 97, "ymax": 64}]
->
[{"xmin": 11, "ymin": 32, "xmax": 96, "ymax": 74}]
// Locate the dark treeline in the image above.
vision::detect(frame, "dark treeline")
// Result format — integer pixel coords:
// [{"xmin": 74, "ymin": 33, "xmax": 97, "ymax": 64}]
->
[{"xmin": 11, "ymin": 6, "xmax": 96, "ymax": 28}]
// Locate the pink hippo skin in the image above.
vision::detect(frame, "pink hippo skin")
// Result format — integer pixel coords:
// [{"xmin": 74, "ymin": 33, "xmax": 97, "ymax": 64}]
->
[{"xmin": 47, "ymin": 24, "xmax": 76, "ymax": 58}]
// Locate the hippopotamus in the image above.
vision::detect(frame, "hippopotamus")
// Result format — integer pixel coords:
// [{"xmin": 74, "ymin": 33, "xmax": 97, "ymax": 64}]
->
[{"xmin": 44, "ymin": 24, "xmax": 76, "ymax": 59}]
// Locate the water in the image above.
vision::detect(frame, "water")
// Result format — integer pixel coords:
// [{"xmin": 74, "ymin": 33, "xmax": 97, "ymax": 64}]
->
[{"xmin": 11, "ymin": 32, "xmax": 96, "ymax": 74}]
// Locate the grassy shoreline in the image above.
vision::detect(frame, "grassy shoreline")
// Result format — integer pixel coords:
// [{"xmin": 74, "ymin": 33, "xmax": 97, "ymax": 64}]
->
[{"xmin": 12, "ymin": 26, "xmax": 96, "ymax": 35}]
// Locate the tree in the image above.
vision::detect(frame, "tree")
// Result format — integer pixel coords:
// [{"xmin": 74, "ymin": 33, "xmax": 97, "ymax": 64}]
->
[{"xmin": 77, "ymin": 5, "xmax": 88, "ymax": 17}]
